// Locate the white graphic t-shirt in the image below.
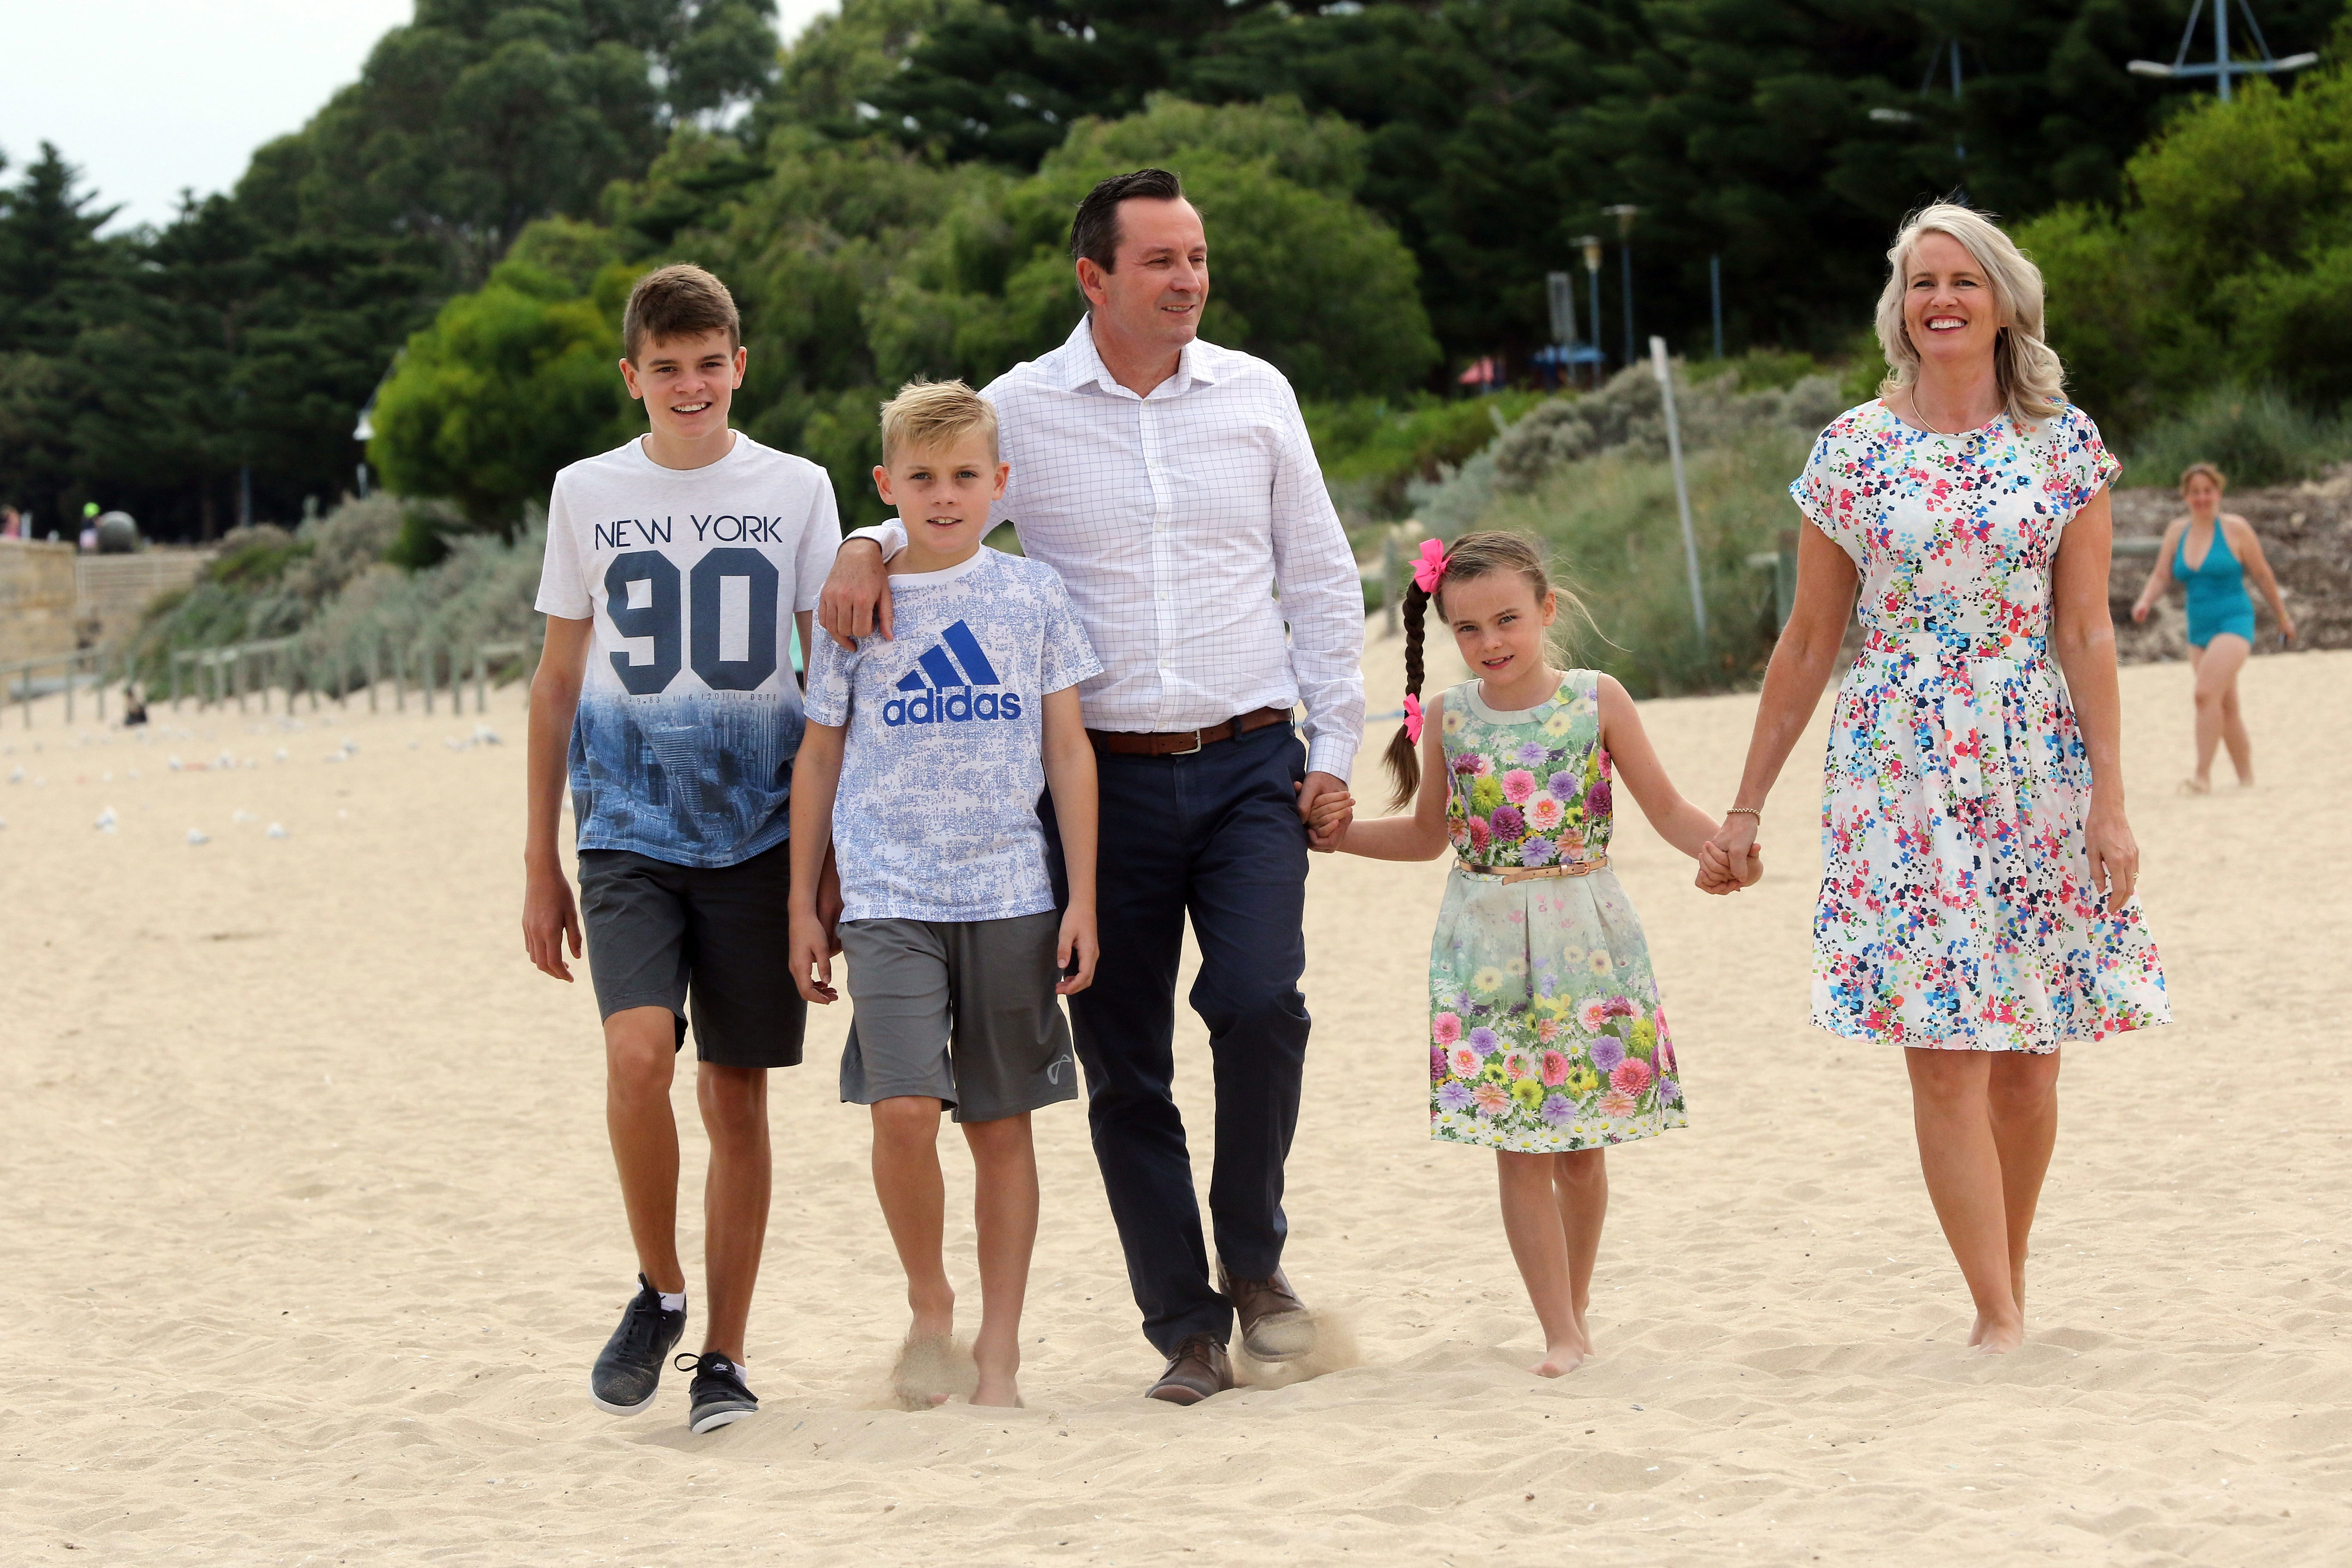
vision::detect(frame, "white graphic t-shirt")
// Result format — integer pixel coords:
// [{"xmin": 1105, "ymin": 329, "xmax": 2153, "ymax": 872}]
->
[
  {"xmin": 535, "ymin": 433, "xmax": 840, "ymax": 868},
  {"xmin": 805, "ymin": 544, "xmax": 1100, "ymax": 923}
]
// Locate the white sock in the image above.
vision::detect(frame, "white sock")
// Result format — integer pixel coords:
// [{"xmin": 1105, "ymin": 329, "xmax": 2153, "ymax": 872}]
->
[{"xmin": 659, "ymin": 1290, "xmax": 686, "ymax": 1313}]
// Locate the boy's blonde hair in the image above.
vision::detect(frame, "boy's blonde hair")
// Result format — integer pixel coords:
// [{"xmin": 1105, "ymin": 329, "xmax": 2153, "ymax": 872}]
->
[{"xmin": 879, "ymin": 379, "xmax": 999, "ymax": 466}]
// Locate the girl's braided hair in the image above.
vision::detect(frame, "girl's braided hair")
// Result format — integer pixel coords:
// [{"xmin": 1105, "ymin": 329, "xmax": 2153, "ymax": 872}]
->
[{"xmin": 1382, "ymin": 530, "xmax": 1577, "ymax": 810}]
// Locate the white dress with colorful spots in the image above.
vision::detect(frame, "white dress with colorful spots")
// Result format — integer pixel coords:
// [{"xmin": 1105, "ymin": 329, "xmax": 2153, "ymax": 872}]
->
[
  {"xmin": 1427, "ymin": 671, "xmax": 1687, "ymax": 1154},
  {"xmin": 1792, "ymin": 401, "xmax": 2170, "ymax": 1051}
]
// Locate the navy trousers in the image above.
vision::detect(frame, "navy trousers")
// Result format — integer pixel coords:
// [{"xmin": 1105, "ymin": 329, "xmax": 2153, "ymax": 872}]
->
[{"xmin": 1048, "ymin": 721, "xmax": 1313, "ymax": 1354}]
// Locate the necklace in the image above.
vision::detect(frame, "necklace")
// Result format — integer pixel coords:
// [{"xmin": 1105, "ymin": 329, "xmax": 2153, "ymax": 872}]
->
[{"xmin": 1903, "ymin": 390, "xmax": 1994, "ymax": 438}]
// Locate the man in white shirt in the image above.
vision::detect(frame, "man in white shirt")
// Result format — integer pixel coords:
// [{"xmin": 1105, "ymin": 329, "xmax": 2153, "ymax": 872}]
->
[{"xmin": 821, "ymin": 168, "xmax": 1364, "ymax": 1404}]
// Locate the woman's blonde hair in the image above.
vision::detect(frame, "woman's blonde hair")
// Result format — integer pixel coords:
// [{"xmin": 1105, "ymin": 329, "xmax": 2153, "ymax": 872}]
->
[
  {"xmin": 1874, "ymin": 202, "xmax": 2067, "ymax": 427},
  {"xmin": 2179, "ymin": 461, "xmax": 2226, "ymax": 493}
]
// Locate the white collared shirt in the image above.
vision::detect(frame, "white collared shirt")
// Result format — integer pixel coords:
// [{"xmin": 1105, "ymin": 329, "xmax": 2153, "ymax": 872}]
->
[{"xmin": 848, "ymin": 316, "xmax": 1366, "ymax": 780}]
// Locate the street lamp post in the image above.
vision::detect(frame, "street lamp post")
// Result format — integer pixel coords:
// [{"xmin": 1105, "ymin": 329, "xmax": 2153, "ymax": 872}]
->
[
  {"xmin": 1602, "ymin": 205, "xmax": 1640, "ymax": 369},
  {"xmin": 1709, "ymin": 254, "xmax": 1724, "ymax": 360},
  {"xmin": 1576, "ymin": 235, "xmax": 1603, "ymax": 384}
]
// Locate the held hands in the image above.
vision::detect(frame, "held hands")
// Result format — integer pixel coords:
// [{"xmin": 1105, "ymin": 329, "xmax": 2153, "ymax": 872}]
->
[
  {"xmin": 1695, "ymin": 814, "xmax": 1766, "ymax": 896},
  {"xmin": 522, "ymin": 861, "xmax": 582, "ymax": 981},
  {"xmin": 1297, "ymin": 772, "xmax": 1354, "ymax": 851},
  {"xmin": 1301, "ymin": 784, "xmax": 1354, "ymax": 851},
  {"xmin": 1056, "ymin": 906, "xmax": 1100, "ymax": 995}
]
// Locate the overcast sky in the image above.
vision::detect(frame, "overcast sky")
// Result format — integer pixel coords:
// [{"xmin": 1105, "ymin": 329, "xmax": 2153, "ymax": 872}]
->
[{"xmin": 0, "ymin": 0, "xmax": 838, "ymax": 233}]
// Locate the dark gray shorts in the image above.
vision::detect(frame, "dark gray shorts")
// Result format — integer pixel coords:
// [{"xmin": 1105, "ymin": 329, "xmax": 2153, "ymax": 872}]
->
[
  {"xmin": 838, "ymin": 912, "xmax": 1079, "ymax": 1123},
  {"xmin": 576, "ymin": 842, "xmax": 806, "ymax": 1070}
]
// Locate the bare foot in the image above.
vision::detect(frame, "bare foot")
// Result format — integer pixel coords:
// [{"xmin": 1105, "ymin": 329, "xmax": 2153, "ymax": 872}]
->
[
  {"xmin": 971, "ymin": 1339, "xmax": 1023, "ymax": 1407},
  {"xmin": 1968, "ymin": 1313, "xmax": 2025, "ymax": 1354},
  {"xmin": 970, "ymin": 1373, "xmax": 1023, "ymax": 1408},
  {"xmin": 1529, "ymin": 1339, "xmax": 1588, "ymax": 1378},
  {"xmin": 2179, "ymin": 776, "xmax": 2211, "ymax": 796},
  {"xmin": 889, "ymin": 1332, "xmax": 977, "ymax": 1410}
]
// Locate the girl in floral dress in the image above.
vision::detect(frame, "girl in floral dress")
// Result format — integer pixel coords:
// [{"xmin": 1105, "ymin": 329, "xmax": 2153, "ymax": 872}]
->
[
  {"xmin": 1313, "ymin": 531, "xmax": 1757, "ymax": 1376},
  {"xmin": 1701, "ymin": 204, "xmax": 2168, "ymax": 1354}
]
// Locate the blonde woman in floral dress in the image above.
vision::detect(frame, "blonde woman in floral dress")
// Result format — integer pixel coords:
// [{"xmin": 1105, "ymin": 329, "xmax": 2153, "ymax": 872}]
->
[
  {"xmin": 1312, "ymin": 531, "xmax": 1757, "ymax": 1376},
  {"xmin": 1700, "ymin": 205, "xmax": 2169, "ymax": 1354}
]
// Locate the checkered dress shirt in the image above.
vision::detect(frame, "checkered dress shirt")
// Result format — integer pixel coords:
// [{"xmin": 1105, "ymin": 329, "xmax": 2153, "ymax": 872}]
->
[{"xmin": 848, "ymin": 316, "xmax": 1367, "ymax": 780}]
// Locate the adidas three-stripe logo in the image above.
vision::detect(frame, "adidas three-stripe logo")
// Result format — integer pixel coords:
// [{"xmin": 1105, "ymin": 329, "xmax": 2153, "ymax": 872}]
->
[{"xmin": 881, "ymin": 620, "xmax": 1025, "ymax": 727}]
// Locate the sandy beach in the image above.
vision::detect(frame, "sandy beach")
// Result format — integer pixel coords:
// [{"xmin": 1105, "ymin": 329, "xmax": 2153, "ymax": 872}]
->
[{"xmin": 3, "ymin": 631, "xmax": 2346, "ymax": 1566}]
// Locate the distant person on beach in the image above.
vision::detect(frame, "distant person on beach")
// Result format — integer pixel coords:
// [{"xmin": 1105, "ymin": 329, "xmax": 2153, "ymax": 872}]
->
[
  {"xmin": 820, "ymin": 168, "xmax": 1365, "ymax": 1405},
  {"xmin": 787, "ymin": 380, "xmax": 1101, "ymax": 1410},
  {"xmin": 521, "ymin": 263, "xmax": 842, "ymax": 1433},
  {"xmin": 2129, "ymin": 462, "xmax": 2293, "ymax": 791},
  {"xmin": 1699, "ymin": 204, "xmax": 2168, "ymax": 1354},
  {"xmin": 1, "ymin": 505, "xmax": 21, "ymax": 539},
  {"xmin": 1308, "ymin": 531, "xmax": 1756, "ymax": 1376}
]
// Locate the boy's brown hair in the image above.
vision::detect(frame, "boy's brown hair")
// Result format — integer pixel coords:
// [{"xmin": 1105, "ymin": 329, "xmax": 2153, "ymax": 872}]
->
[
  {"xmin": 879, "ymin": 378, "xmax": 1000, "ymax": 466},
  {"xmin": 622, "ymin": 263, "xmax": 740, "ymax": 363}
]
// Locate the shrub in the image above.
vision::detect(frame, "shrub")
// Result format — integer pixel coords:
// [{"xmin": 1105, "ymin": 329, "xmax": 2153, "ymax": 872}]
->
[
  {"xmin": 2124, "ymin": 386, "xmax": 2347, "ymax": 490},
  {"xmin": 1302, "ymin": 392, "xmax": 1546, "ymax": 522},
  {"xmin": 1481, "ymin": 429, "xmax": 1813, "ymax": 698}
]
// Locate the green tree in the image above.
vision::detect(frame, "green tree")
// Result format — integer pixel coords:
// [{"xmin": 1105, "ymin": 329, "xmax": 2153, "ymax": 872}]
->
[
  {"xmin": 2019, "ymin": 24, "xmax": 2352, "ymax": 438},
  {"xmin": 280, "ymin": 0, "xmax": 784, "ymax": 289},
  {"xmin": 867, "ymin": 0, "xmax": 1277, "ymax": 167},
  {"xmin": 0, "ymin": 144, "xmax": 137, "ymax": 528},
  {"xmin": 868, "ymin": 95, "xmax": 1438, "ymax": 401},
  {"xmin": 368, "ymin": 243, "xmax": 638, "ymax": 530}
]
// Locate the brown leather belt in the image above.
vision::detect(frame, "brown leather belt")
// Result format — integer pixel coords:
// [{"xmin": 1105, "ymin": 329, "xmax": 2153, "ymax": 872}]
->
[{"xmin": 1088, "ymin": 706, "xmax": 1293, "ymax": 756}]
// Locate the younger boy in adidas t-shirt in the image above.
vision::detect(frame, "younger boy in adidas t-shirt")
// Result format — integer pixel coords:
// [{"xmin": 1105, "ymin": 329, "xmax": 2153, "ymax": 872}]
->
[
  {"xmin": 787, "ymin": 379, "xmax": 1100, "ymax": 1409},
  {"xmin": 524, "ymin": 264, "xmax": 839, "ymax": 1434}
]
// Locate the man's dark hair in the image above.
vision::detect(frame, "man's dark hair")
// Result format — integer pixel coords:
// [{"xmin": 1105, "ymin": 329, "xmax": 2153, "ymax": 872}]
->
[{"xmin": 1069, "ymin": 168, "xmax": 1187, "ymax": 273}]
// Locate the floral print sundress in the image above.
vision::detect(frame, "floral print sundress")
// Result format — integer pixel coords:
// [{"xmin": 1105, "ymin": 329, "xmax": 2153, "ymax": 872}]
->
[
  {"xmin": 1427, "ymin": 671, "xmax": 1687, "ymax": 1153},
  {"xmin": 1792, "ymin": 400, "xmax": 2170, "ymax": 1051}
]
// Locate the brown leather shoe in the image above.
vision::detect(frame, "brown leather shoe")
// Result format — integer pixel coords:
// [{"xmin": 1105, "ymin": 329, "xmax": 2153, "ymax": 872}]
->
[
  {"xmin": 1145, "ymin": 1334, "xmax": 1233, "ymax": 1405},
  {"xmin": 1220, "ymin": 1265, "xmax": 1315, "ymax": 1362}
]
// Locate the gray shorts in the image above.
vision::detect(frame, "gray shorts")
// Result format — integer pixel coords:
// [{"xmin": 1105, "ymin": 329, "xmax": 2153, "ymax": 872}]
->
[
  {"xmin": 576, "ymin": 842, "xmax": 805, "ymax": 1070},
  {"xmin": 838, "ymin": 912, "xmax": 1079, "ymax": 1123}
]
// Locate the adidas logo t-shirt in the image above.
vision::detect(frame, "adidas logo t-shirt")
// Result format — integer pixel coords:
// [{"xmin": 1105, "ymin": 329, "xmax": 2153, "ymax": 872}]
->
[
  {"xmin": 804, "ymin": 543, "xmax": 1100, "ymax": 923},
  {"xmin": 534, "ymin": 433, "xmax": 840, "ymax": 867}
]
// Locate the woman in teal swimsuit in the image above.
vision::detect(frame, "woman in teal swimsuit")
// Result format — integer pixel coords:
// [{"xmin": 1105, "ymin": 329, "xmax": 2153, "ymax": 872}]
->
[{"xmin": 2131, "ymin": 462, "xmax": 2293, "ymax": 791}]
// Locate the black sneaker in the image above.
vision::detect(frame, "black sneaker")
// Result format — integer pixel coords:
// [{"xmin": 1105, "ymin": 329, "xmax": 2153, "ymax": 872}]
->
[
  {"xmin": 589, "ymin": 1274, "xmax": 686, "ymax": 1415},
  {"xmin": 677, "ymin": 1351, "xmax": 758, "ymax": 1433}
]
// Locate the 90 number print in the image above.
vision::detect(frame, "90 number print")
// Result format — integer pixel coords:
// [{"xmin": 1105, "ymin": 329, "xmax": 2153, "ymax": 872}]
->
[{"xmin": 603, "ymin": 548, "xmax": 780, "ymax": 694}]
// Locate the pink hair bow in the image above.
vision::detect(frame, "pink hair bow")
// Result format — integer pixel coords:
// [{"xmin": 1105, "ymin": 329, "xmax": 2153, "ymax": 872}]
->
[
  {"xmin": 1410, "ymin": 538, "xmax": 1446, "ymax": 594},
  {"xmin": 1403, "ymin": 693, "xmax": 1424, "ymax": 745}
]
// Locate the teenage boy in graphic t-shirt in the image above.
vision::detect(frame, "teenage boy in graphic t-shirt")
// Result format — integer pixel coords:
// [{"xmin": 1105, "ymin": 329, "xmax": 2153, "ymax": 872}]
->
[
  {"xmin": 522, "ymin": 264, "xmax": 842, "ymax": 1435},
  {"xmin": 787, "ymin": 379, "xmax": 1101, "ymax": 1410}
]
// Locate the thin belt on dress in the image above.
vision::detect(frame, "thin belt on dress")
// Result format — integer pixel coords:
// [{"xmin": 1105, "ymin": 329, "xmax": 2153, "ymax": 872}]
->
[{"xmin": 1454, "ymin": 855, "xmax": 1609, "ymax": 883}]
